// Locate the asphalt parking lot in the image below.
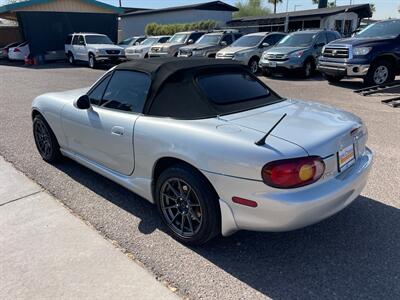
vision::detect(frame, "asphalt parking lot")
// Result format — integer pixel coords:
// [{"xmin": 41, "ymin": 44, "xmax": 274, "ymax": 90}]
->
[{"xmin": 0, "ymin": 61, "xmax": 399, "ymax": 300}]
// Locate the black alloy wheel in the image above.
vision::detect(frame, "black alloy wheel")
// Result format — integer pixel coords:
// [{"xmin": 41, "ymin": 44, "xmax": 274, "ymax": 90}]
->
[
  {"xmin": 156, "ymin": 164, "xmax": 220, "ymax": 245},
  {"xmin": 33, "ymin": 115, "xmax": 61, "ymax": 162}
]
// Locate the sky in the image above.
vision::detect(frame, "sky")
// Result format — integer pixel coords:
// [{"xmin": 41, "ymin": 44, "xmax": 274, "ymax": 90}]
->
[
  {"xmin": 99, "ymin": 0, "xmax": 399, "ymax": 20},
  {"xmin": 0, "ymin": 0, "xmax": 398, "ymax": 20}
]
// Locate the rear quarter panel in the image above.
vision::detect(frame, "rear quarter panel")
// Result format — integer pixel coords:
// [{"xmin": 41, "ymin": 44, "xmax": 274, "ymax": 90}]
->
[{"xmin": 132, "ymin": 115, "xmax": 307, "ymax": 189}]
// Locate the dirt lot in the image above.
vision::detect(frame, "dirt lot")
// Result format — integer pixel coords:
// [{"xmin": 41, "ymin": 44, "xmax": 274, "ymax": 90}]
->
[{"xmin": 0, "ymin": 61, "xmax": 399, "ymax": 300}]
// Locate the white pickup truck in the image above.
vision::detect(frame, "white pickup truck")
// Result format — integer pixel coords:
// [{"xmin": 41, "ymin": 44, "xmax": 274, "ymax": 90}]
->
[{"xmin": 65, "ymin": 33, "xmax": 125, "ymax": 68}]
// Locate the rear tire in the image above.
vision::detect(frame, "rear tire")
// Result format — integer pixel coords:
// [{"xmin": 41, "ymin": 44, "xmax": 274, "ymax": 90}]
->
[
  {"xmin": 155, "ymin": 164, "xmax": 220, "ymax": 245},
  {"xmin": 364, "ymin": 59, "xmax": 395, "ymax": 86},
  {"xmin": 88, "ymin": 54, "xmax": 96, "ymax": 69},
  {"xmin": 33, "ymin": 115, "xmax": 62, "ymax": 163}
]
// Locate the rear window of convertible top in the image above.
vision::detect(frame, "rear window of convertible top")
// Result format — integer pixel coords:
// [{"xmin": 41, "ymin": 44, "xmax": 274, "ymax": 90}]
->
[
  {"xmin": 196, "ymin": 70, "xmax": 270, "ymax": 104},
  {"xmin": 148, "ymin": 68, "xmax": 281, "ymax": 119}
]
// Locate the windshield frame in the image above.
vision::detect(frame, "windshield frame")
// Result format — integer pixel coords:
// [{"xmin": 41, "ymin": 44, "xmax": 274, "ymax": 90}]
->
[
  {"xmin": 168, "ymin": 33, "xmax": 189, "ymax": 44},
  {"xmin": 195, "ymin": 34, "xmax": 222, "ymax": 45},
  {"xmin": 231, "ymin": 35, "xmax": 264, "ymax": 47},
  {"xmin": 277, "ymin": 32, "xmax": 316, "ymax": 47},
  {"xmin": 85, "ymin": 35, "xmax": 113, "ymax": 45},
  {"xmin": 140, "ymin": 37, "xmax": 159, "ymax": 46},
  {"xmin": 355, "ymin": 20, "xmax": 400, "ymax": 39}
]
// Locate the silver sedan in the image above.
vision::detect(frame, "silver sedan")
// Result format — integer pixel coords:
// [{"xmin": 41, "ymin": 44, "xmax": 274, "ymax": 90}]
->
[{"xmin": 31, "ymin": 58, "xmax": 373, "ymax": 245}]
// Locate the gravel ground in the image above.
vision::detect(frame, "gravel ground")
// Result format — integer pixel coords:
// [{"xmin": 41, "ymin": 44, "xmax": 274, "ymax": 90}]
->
[{"xmin": 0, "ymin": 61, "xmax": 399, "ymax": 300}]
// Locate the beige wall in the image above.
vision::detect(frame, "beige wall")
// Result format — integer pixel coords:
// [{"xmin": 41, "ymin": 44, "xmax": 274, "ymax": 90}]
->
[{"xmin": 14, "ymin": 0, "xmax": 115, "ymax": 14}]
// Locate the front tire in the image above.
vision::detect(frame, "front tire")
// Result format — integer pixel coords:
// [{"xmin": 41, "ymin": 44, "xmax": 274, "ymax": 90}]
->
[
  {"xmin": 301, "ymin": 59, "xmax": 315, "ymax": 78},
  {"xmin": 33, "ymin": 115, "xmax": 62, "ymax": 163},
  {"xmin": 156, "ymin": 164, "xmax": 220, "ymax": 245},
  {"xmin": 248, "ymin": 57, "xmax": 260, "ymax": 74},
  {"xmin": 88, "ymin": 54, "xmax": 96, "ymax": 69},
  {"xmin": 68, "ymin": 53, "xmax": 75, "ymax": 65},
  {"xmin": 364, "ymin": 59, "xmax": 395, "ymax": 86}
]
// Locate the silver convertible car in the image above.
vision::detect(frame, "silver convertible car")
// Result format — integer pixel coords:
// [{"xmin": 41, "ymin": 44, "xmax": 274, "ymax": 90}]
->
[{"xmin": 32, "ymin": 58, "xmax": 373, "ymax": 245}]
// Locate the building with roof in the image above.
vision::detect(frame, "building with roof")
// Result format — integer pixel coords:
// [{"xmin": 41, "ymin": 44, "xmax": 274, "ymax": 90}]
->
[
  {"xmin": 0, "ymin": 0, "xmax": 121, "ymax": 58},
  {"xmin": 227, "ymin": 4, "xmax": 372, "ymax": 36},
  {"xmin": 119, "ymin": 1, "xmax": 238, "ymax": 39},
  {"xmin": 0, "ymin": 18, "xmax": 20, "ymax": 47}
]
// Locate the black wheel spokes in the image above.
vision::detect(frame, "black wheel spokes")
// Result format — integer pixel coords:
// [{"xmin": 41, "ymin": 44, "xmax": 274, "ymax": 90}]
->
[
  {"xmin": 35, "ymin": 122, "xmax": 51, "ymax": 157},
  {"xmin": 161, "ymin": 178, "xmax": 202, "ymax": 237}
]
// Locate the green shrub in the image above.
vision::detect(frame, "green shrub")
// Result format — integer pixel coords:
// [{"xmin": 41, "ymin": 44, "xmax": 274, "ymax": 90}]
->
[{"xmin": 145, "ymin": 20, "xmax": 217, "ymax": 36}]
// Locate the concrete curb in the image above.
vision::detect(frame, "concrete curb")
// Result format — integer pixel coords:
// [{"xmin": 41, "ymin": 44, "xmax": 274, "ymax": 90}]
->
[{"xmin": 0, "ymin": 156, "xmax": 179, "ymax": 300}]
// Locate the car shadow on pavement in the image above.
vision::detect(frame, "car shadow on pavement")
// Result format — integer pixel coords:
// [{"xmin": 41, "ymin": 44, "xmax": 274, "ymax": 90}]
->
[
  {"xmin": 0, "ymin": 60, "xmax": 116, "ymax": 70},
  {"xmin": 53, "ymin": 158, "xmax": 399, "ymax": 299},
  {"xmin": 195, "ymin": 196, "xmax": 400, "ymax": 299},
  {"xmin": 263, "ymin": 73, "xmax": 326, "ymax": 82}
]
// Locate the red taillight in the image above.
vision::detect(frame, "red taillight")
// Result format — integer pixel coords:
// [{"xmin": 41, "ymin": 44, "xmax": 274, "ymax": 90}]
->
[
  {"xmin": 262, "ymin": 156, "xmax": 325, "ymax": 189},
  {"xmin": 13, "ymin": 48, "xmax": 21, "ymax": 53}
]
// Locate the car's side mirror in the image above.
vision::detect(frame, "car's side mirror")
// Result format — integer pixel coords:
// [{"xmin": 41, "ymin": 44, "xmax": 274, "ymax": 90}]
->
[
  {"xmin": 220, "ymin": 41, "xmax": 227, "ymax": 47},
  {"xmin": 261, "ymin": 42, "xmax": 270, "ymax": 48},
  {"xmin": 187, "ymin": 39, "xmax": 194, "ymax": 44},
  {"xmin": 135, "ymin": 42, "xmax": 140, "ymax": 45},
  {"xmin": 74, "ymin": 95, "xmax": 91, "ymax": 110}
]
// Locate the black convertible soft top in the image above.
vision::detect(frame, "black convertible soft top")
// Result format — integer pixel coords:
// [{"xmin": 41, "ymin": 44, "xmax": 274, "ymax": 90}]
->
[
  {"xmin": 114, "ymin": 58, "xmax": 282, "ymax": 119},
  {"xmin": 116, "ymin": 58, "xmax": 244, "ymax": 98}
]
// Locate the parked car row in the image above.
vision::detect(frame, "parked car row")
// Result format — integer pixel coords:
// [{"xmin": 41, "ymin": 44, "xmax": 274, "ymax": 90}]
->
[{"xmin": 2, "ymin": 19, "xmax": 399, "ymax": 85}]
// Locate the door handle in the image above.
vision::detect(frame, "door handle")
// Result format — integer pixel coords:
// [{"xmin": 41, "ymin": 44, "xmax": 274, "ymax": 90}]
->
[{"xmin": 111, "ymin": 126, "xmax": 124, "ymax": 136}]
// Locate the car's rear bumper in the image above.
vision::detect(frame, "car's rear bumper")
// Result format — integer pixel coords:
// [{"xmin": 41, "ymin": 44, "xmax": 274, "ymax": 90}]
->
[
  {"xmin": 317, "ymin": 61, "xmax": 370, "ymax": 77},
  {"xmin": 203, "ymin": 148, "xmax": 373, "ymax": 236}
]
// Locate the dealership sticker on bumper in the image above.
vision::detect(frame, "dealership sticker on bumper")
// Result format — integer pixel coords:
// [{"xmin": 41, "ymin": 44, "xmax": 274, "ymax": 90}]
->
[{"xmin": 338, "ymin": 144, "xmax": 355, "ymax": 172}]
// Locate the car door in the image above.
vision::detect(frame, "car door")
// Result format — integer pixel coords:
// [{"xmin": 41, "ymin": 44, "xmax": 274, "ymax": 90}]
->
[
  {"xmin": 71, "ymin": 35, "xmax": 81, "ymax": 60},
  {"xmin": 76, "ymin": 35, "xmax": 87, "ymax": 61},
  {"xmin": 61, "ymin": 70, "xmax": 151, "ymax": 175},
  {"xmin": 314, "ymin": 32, "xmax": 327, "ymax": 58}
]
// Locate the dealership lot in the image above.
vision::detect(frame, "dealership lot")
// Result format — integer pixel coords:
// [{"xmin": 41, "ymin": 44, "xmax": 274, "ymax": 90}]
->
[{"xmin": 0, "ymin": 62, "xmax": 399, "ymax": 299}]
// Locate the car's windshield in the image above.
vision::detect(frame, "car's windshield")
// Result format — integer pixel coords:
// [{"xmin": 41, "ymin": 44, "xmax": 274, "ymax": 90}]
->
[
  {"xmin": 356, "ymin": 20, "xmax": 400, "ymax": 38},
  {"xmin": 278, "ymin": 33, "xmax": 315, "ymax": 47},
  {"xmin": 195, "ymin": 34, "xmax": 221, "ymax": 45},
  {"xmin": 168, "ymin": 33, "xmax": 188, "ymax": 43},
  {"xmin": 231, "ymin": 35, "xmax": 264, "ymax": 47},
  {"xmin": 118, "ymin": 37, "xmax": 133, "ymax": 45},
  {"xmin": 140, "ymin": 37, "xmax": 158, "ymax": 46},
  {"xmin": 85, "ymin": 35, "xmax": 113, "ymax": 45}
]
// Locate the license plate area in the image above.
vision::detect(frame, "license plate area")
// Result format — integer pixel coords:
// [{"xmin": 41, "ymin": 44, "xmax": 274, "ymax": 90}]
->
[
  {"xmin": 338, "ymin": 144, "xmax": 356, "ymax": 172},
  {"xmin": 269, "ymin": 61, "xmax": 277, "ymax": 67}
]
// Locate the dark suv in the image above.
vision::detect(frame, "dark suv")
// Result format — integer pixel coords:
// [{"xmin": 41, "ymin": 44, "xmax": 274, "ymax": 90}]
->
[
  {"xmin": 178, "ymin": 31, "xmax": 242, "ymax": 58},
  {"xmin": 318, "ymin": 19, "xmax": 400, "ymax": 86}
]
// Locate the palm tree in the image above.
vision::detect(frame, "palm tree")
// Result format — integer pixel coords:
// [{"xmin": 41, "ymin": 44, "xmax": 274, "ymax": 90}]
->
[{"xmin": 268, "ymin": 0, "xmax": 283, "ymax": 14}]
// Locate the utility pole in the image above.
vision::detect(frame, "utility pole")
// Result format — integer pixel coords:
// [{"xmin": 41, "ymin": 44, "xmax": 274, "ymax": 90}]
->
[{"xmin": 119, "ymin": 0, "xmax": 122, "ymax": 7}]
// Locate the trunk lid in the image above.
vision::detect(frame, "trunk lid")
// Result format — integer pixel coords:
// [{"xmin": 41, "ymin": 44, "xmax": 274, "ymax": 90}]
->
[{"xmin": 224, "ymin": 99, "xmax": 364, "ymax": 158}]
